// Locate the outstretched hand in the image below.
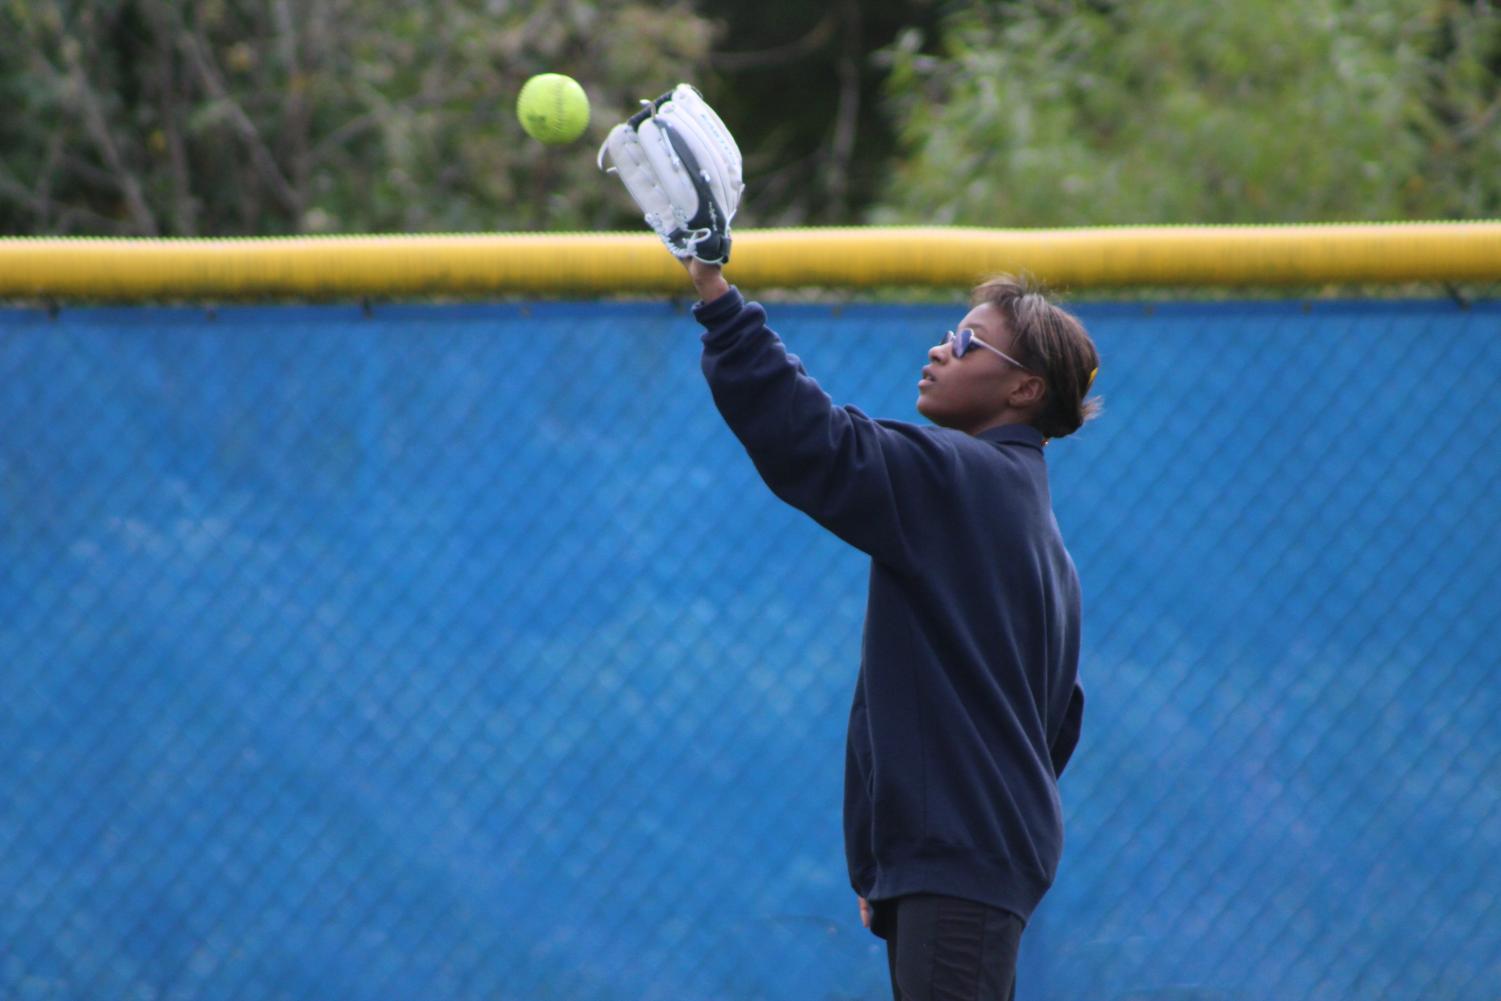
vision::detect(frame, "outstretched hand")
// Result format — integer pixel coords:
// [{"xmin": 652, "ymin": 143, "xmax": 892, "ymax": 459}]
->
[{"xmin": 680, "ymin": 256, "xmax": 731, "ymax": 304}]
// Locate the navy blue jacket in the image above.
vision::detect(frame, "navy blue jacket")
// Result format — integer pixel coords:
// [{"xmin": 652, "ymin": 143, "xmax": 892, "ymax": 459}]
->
[{"xmin": 695, "ymin": 287, "xmax": 1084, "ymax": 922}]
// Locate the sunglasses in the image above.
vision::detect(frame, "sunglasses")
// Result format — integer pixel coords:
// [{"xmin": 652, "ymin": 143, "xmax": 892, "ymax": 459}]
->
[
  {"xmin": 943, "ymin": 329, "xmax": 1100, "ymax": 388},
  {"xmin": 942, "ymin": 328, "xmax": 1036, "ymax": 373}
]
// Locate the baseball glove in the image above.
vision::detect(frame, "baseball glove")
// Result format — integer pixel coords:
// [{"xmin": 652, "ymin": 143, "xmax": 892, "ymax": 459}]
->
[{"xmin": 597, "ymin": 83, "xmax": 744, "ymax": 266}]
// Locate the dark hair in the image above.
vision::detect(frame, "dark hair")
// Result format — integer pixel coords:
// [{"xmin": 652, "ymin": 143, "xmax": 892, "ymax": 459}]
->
[{"xmin": 970, "ymin": 273, "xmax": 1101, "ymax": 439}]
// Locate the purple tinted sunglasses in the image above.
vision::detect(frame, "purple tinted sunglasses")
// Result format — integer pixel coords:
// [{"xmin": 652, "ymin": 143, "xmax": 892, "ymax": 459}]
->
[
  {"xmin": 942, "ymin": 328, "xmax": 1035, "ymax": 372},
  {"xmin": 942, "ymin": 329, "xmax": 1100, "ymax": 388}
]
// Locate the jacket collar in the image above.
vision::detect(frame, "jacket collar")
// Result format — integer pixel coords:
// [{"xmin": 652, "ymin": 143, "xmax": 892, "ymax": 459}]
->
[{"xmin": 976, "ymin": 423, "xmax": 1046, "ymax": 452}]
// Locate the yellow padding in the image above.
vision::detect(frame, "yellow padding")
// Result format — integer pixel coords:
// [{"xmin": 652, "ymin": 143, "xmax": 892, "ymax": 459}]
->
[{"xmin": 2, "ymin": 223, "xmax": 1498, "ymax": 300}]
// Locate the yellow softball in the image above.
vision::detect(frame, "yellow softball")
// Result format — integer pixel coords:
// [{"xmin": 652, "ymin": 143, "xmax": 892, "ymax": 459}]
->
[{"xmin": 516, "ymin": 73, "xmax": 590, "ymax": 145}]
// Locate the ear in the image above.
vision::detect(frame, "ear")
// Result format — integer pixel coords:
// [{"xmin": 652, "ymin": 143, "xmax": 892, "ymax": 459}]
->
[{"xmin": 1009, "ymin": 372, "xmax": 1047, "ymax": 411}]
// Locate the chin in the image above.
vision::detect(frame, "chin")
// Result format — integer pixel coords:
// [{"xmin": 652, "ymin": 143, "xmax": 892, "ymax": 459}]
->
[{"xmin": 916, "ymin": 396, "xmax": 954, "ymax": 428}]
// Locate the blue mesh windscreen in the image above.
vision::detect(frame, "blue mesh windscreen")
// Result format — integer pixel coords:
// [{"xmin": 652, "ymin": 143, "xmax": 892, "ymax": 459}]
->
[{"xmin": 3, "ymin": 296, "xmax": 1498, "ymax": 1000}]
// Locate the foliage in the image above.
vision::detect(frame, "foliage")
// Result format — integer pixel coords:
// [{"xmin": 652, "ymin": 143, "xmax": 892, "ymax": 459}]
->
[
  {"xmin": 691, "ymin": 0, "xmax": 944, "ymax": 227},
  {"xmin": 873, "ymin": 0, "xmax": 1501, "ymax": 226},
  {"xmin": 0, "ymin": 0, "xmax": 714, "ymax": 235},
  {"xmin": 1, "ymin": 0, "xmax": 1497, "ymax": 236}
]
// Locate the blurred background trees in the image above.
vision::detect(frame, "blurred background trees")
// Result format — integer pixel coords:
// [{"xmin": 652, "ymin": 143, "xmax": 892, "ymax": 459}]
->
[
  {"xmin": 876, "ymin": 0, "xmax": 1501, "ymax": 225},
  {"xmin": 0, "ymin": 0, "xmax": 715, "ymax": 234},
  {"xmin": 0, "ymin": 0, "xmax": 1496, "ymax": 236}
]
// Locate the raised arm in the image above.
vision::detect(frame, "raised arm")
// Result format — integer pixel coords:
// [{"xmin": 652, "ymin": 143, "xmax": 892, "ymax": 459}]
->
[
  {"xmin": 687, "ymin": 261, "xmax": 948, "ymax": 571},
  {"xmin": 599, "ymin": 87, "xmax": 951, "ymax": 572}
]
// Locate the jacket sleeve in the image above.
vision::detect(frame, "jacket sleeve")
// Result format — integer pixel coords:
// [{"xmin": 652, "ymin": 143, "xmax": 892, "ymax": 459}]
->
[{"xmin": 695, "ymin": 286, "xmax": 946, "ymax": 571}]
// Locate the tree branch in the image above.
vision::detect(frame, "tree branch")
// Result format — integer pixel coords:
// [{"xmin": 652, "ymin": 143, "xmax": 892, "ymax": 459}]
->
[
  {"xmin": 55, "ymin": 202, "xmax": 142, "ymax": 235},
  {"xmin": 0, "ymin": 158, "xmax": 49, "ymax": 218},
  {"xmin": 142, "ymin": 0, "xmax": 197, "ymax": 234},
  {"xmin": 306, "ymin": 88, "xmax": 463, "ymax": 170},
  {"xmin": 824, "ymin": 0, "xmax": 862, "ymax": 218},
  {"xmin": 177, "ymin": 16, "xmax": 302, "ymax": 217},
  {"xmin": 708, "ymin": 13, "xmax": 837, "ymax": 72},
  {"xmin": 0, "ymin": 128, "xmax": 67, "ymax": 229},
  {"xmin": 60, "ymin": 41, "xmax": 159, "ymax": 235},
  {"xmin": 272, "ymin": 0, "xmax": 311, "ymax": 216}
]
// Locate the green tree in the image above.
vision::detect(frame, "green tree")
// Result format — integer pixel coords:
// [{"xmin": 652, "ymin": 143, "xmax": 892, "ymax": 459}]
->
[
  {"xmin": 1416, "ymin": 0, "xmax": 1501, "ymax": 219},
  {"xmin": 691, "ymin": 0, "xmax": 944, "ymax": 226},
  {"xmin": 0, "ymin": 0, "xmax": 715, "ymax": 235},
  {"xmin": 873, "ymin": 0, "xmax": 1501, "ymax": 226},
  {"xmin": 4, "ymin": 0, "xmax": 1495, "ymax": 236}
]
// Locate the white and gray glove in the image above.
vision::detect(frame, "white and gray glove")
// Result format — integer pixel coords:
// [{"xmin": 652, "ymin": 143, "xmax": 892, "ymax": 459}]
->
[{"xmin": 597, "ymin": 83, "xmax": 744, "ymax": 265}]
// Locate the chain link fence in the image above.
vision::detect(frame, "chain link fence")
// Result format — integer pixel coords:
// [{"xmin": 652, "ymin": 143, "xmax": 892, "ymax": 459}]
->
[{"xmin": 2, "ymin": 296, "xmax": 1499, "ymax": 1000}]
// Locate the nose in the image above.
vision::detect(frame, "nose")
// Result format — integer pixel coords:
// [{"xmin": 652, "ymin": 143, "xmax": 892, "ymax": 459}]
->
[{"xmin": 928, "ymin": 343, "xmax": 946, "ymax": 362}]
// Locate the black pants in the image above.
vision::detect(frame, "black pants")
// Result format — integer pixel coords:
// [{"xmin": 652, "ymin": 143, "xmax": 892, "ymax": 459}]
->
[{"xmin": 871, "ymin": 893, "xmax": 1024, "ymax": 1001}]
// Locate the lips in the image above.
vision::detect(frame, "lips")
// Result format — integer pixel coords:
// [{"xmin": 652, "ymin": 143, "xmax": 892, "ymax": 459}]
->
[{"xmin": 919, "ymin": 365, "xmax": 936, "ymax": 388}]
